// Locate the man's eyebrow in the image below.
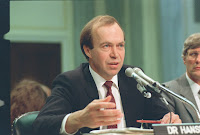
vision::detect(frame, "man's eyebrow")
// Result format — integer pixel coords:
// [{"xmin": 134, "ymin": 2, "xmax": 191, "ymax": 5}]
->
[
  {"xmin": 119, "ymin": 41, "xmax": 125, "ymax": 44},
  {"xmin": 99, "ymin": 41, "xmax": 125, "ymax": 46},
  {"xmin": 189, "ymin": 50, "xmax": 200, "ymax": 53}
]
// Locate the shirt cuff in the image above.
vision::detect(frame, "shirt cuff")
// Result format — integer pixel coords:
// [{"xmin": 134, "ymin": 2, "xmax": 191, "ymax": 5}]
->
[{"xmin": 60, "ymin": 113, "xmax": 78, "ymax": 135}]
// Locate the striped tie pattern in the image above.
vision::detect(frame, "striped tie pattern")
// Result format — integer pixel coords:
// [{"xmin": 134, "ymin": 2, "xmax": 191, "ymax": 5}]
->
[{"xmin": 104, "ymin": 81, "xmax": 117, "ymax": 129}]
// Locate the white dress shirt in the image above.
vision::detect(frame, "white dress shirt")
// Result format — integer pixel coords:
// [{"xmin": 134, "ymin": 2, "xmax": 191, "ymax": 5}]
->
[
  {"xmin": 60, "ymin": 66, "xmax": 126, "ymax": 135},
  {"xmin": 186, "ymin": 73, "xmax": 200, "ymax": 112}
]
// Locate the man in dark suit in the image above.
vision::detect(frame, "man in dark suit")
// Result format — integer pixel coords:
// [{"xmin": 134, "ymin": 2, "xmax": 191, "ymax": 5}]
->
[
  {"xmin": 163, "ymin": 33, "xmax": 200, "ymax": 123},
  {"xmin": 33, "ymin": 15, "xmax": 181, "ymax": 135}
]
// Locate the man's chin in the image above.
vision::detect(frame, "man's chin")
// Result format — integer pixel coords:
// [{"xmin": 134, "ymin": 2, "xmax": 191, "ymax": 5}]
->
[
  {"xmin": 108, "ymin": 69, "xmax": 120, "ymax": 76},
  {"xmin": 190, "ymin": 72, "xmax": 200, "ymax": 80}
]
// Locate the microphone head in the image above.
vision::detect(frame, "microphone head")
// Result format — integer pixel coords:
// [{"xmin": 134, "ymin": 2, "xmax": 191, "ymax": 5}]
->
[
  {"xmin": 132, "ymin": 67, "xmax": 142, "ymax": 74},
  {"xmin": 125, "ymin": 67, "xmax": 134, "ymax": 77}
]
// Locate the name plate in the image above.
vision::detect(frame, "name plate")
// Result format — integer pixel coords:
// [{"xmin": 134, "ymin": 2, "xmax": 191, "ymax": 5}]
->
[{"xmin": 153, "ymin": 123, "xmax": 200, "ymax": 135}]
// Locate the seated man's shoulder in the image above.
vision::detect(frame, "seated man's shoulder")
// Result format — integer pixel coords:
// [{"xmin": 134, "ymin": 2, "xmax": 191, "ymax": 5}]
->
[{"xmin": 164, "ymin": 74, "xmax": 186, "ymax": 87}]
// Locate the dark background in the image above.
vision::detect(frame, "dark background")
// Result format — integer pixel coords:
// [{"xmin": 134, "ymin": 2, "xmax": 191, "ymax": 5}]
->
[{"xmin": 0, "ymin": 0, "xmax": 10, "ymax": 135}]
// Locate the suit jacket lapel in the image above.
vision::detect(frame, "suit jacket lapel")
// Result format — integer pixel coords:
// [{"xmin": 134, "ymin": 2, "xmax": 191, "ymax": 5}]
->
[
  {"xmin": 82, "ymin": 63, "xmax": 99, "ymax": 100},
  {"xmin": 178, "ymin": 74, "xmax": 199, "ymax": 122},
  {"xmin": 118, "ymin": 72, "xmax": 129, "ymax": 109},
  {"xmin": 118, "ymin": 71, "xmax": 130, "ymax": 125},
  {"xmin": 118, "ymin": 67, "xmax": 140, "ymax": 127}
]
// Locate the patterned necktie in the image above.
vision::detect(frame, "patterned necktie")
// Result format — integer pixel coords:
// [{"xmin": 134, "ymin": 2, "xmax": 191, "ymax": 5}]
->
[{"xmin": 104, "ymin": 81, "xmax": 117, "ymax": 129}]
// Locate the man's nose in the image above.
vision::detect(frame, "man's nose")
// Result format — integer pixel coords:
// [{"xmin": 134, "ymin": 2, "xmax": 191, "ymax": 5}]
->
[
  {"xmin": 110, "ymin": 47, "xmax": 118, "ymax": 58},
  {"xmin": 196, "ymin": 54, "xmax": 200, "ymax": 63}
]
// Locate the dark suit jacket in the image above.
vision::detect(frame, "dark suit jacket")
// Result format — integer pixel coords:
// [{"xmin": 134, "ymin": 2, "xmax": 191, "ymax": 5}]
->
[
  {"xmin": 33, "ymin": 63, "xmax": 169, "ymax": 135},
  {"xmin": 163, "ymin": 74, "xmax": 200, "ymax": 123}
]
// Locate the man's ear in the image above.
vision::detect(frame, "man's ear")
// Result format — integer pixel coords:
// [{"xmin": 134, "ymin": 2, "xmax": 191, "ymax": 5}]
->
[
  {"xmin": 83, "ymin": 45, "xmax": 92, "ymax": 58},
  {"xmin": 183, "ymin": 57, "xmax": 186, "ymax": 65}
]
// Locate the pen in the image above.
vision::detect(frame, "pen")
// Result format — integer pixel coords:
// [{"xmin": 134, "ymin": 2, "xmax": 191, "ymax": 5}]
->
[{"xmin": 137, "ymin": 120, "xmax": 161, "ymax": 124}]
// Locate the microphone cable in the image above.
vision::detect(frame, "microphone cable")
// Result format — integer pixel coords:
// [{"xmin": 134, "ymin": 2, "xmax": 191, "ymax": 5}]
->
[
  {"xmin": 159, "ymin": 96, "xmax": 172, "ymax": 124},
  {"xmin": 159, "ymin": 84, "xmax": 174, "ymax": 124}
]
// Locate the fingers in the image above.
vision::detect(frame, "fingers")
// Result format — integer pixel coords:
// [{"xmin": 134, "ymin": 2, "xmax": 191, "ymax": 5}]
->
[
  {"xmin": 93, "ymin": 96, "xmax": 112, "ymax": 103},
  {"xmin": 161, "ymin": 112, "xmax": 182, "ymax": 124},
  {"xmin": 79, "ymin": 97, "xmax": 123, "ymax": 128},
  {"xmin": 86, "ymin": 98, "xmax": 123, "ymax": 119},
  {"xmin": 102, "ymin": 96, "xmax": 112, "ymax": 102},
  {"xmin": 97, "ymin": 117, "xmax": 121, "ymax": 126},
  {"xmin": 92, "ymin": 110, "xmax": 123, "ymax": 126},
  {"xmin": 80, "ymin": 108, "xmax": 123, "ymax": 128},
  {"xmin": 97, "ymin": 109, "xmax": 123, "ymax": 119},
  {"xmin": 89, "ymin": 96, "xmax": 116, "ymax": 110}
]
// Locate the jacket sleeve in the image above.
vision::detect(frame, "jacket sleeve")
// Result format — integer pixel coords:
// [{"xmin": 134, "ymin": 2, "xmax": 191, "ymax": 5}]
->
[{"xmin": 33, "ymin": 74, "xmax": 78, "ymax": 135}]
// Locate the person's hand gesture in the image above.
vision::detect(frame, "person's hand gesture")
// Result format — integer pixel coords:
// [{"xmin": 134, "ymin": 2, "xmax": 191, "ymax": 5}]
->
[{"xmin": 65, "ymin": 96, "xmax": 123, "ymax": 134}]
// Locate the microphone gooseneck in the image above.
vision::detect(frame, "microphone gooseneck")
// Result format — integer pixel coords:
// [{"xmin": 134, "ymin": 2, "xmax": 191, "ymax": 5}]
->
[
  {"xmin": 125, "ymin": 67, "xmax": 200, "ymax": 122},
  {"xmin": 132, "ymin": 67, "xmax": 156, "ymax": 86}
]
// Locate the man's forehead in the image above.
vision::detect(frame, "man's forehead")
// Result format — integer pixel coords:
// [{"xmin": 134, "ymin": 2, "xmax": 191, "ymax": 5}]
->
[
  {"xmin": 93, "ymin": 23, "xmax": 122, "ymax": 37},
  {"xmin": 93, "ymin": 22, "xmax": 120, "ymax": 33},
  {"xmin": 188, "ymin": 46, "xmax": 200, "ymax": 51}
]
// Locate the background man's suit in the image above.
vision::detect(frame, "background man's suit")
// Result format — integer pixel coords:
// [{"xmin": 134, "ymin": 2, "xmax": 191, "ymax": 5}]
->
[
  {"xmin": 33, "ymin": 63, "xmax": 169, "ymax": 135},
  {"xmin": 163, "ymin": 73, "xmax": 199, "ymax": 123}
]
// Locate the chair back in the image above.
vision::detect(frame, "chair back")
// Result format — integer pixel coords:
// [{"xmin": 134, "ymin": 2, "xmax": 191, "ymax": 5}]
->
[{"xmin": 12, "ymin": 111, "xmax": 39, "ymax": 135}]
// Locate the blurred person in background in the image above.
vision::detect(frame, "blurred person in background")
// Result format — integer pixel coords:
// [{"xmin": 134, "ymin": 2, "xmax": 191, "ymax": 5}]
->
[
  {"xmin": 163, "ymin": 33, "xmax": 200, "ymax": 123},
  {"xmin": 10, "ymin": 79, "xmax": 51, "ymax": 123}
]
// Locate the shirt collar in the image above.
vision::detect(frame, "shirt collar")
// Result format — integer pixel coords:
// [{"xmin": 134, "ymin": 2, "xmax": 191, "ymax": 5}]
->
[
  {"xmin": 186, "ymin": 72, "xmax": 200, "ymax": 94},
  {"xmin": 89, "ymin": 65, "xmax": 119, "ymax": 89}
]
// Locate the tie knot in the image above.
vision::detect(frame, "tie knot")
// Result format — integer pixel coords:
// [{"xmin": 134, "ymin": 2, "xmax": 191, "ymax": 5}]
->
[{"xmin": 104, "ymin": 81, "xmax": 113, "ymax": 89}]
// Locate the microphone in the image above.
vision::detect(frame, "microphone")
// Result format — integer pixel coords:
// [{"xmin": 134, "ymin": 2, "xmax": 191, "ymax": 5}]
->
[
  {"xmin": 130, "ymin": 69, "xmax": 200, "ymax": 121},
  {"xmin": 132, "ymin": 67, "xmax": 156, "ymax": 86},
  {"xmin": 125, "ymin": 67, "xmax": 151, "ymax": 98},
  {"xmin": 125, "ymin": 68, "xmax": 151, "ymax": 87},
  {"xmin": 132, "ymin": 67, "xmax": 163, "ymax": 95},
  {"xmin": 126, "ymin": 67, "xmax": 162, "ymax": 97},
  {"xmin": 128, "ymin": 68, "xmax": 200, "ymax": 122}
]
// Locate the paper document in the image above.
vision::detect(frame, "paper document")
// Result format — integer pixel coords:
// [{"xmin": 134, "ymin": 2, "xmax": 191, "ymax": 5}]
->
[{"xmin": 90, "ymin": 127, "xmax": 153, "ymax": 134}]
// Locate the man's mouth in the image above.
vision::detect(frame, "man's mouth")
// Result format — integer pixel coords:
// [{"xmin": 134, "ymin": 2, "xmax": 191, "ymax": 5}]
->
[
  {"xmin": 108, "ymin": 62, "xmax": 120, "ymax": 69},
  {"xmin": 109, "ymin": 62, "xmax": 119, "ymax": 65},
  {"xmin": 194, "ymin": 67, "xmax": 200, "ymax": 69},
  {"xmin": 194, "ymin": 66, "xmax": 200, "ymax": 70}
]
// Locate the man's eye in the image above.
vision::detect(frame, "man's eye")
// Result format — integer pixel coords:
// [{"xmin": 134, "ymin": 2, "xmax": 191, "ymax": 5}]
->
[
  {"xmin": 104, "ymin": 45, "xmax": 109, "ymax": 48},
  {"xmin": 117, "ymin": 44, "xmax": 125, "ymax": 48},
  {"xmin": 119, "ymin": 44, "xmax": 124, "ymax": 47},
  {"xmin": 190, "ymin": 52, "xmax": 198, "ymax": 56}
]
